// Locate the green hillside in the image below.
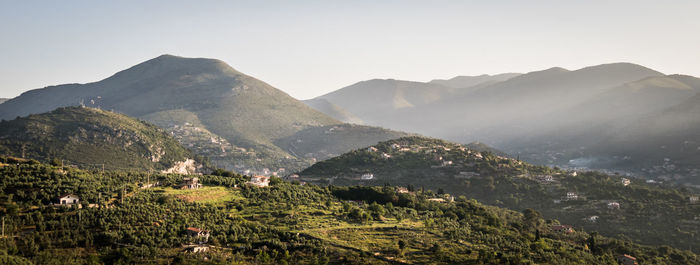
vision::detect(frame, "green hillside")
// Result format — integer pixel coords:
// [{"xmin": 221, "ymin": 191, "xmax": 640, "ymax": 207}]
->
[
  {"xmin": 0, "ymin": 55, "xmax": 404, "ymax": 174},
  {"xmin": 299, "ymin": 136, "xmax": 700, "ymax": 252},
  {"xmin": 0, "ymin": 157, "xmax": 696, "ymax": 264},
  {"xmin": 0, "ymin": 107, "xmax": 196, "ymax": 172}
]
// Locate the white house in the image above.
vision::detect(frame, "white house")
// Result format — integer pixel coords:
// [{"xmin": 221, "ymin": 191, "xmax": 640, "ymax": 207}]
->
[
  {"xmin": 58, "ymin": 194, "xmax": 80, "ymax": 205},
  {"xmin": 186, "ymin": 227, "xmax": 210, "ymax": 244},
  {"xmin": 566, "ymin": 192, "xmax": 578, "ymax": 200},
  {"xmin": 690, "ymin": 196, "xmax": 699, "ymax": 204},
  {"xmin": 586, "ymin": 215, "xmax": 599, "ymax": 222},
  {"xmin": 441, "ymin": 160, "xmax": 453, "ymax": 167},
  {"xmin": 607, "ymin": 202, "xmax": 620, "ymax": 210},
  {"xmin": 181, "ymin": 177, "xmax": 202, "ymax": 189},
  {"xmin": 367, "ymin": 147, "xmax": 378, "ymax": 152},
  {"xmin": 247, "ymin": 176, "xmax": 270, "ymax": 187},
  {"xmin": 361, "ymin": 173, "xmax": 374, "ymax": 180},
  {"xmin": 621, "ymin": 178, "xmax": 631, "ymax": 186}
]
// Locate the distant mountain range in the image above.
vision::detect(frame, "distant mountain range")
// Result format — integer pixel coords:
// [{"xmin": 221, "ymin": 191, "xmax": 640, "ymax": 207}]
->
[
  {"xmin": 0, "ymin": 106, "xmax": 196, "ymax": 172},
  {"xmin": 0, "ymin": 55, "xmax": 407, "ymax": 173},
  {"xmin": 307, "ymin": 63, "xmax": 700, "ymax": 184}
]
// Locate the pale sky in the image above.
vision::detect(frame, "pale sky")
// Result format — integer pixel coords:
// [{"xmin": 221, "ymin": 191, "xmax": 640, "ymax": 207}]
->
[{"xmin": 1, "ymin": 0, "xmax": 699, "ymax": 99}]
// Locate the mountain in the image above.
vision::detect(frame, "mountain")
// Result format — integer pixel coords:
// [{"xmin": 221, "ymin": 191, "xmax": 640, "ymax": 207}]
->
[
  {"xmin": 298, "ymin": 136, "xmax": 700, "ymax": 252},
  {"xmin": 303, "ymin": 98, "xmax": 363, "ymax": 124},
  {"xmin": 310, "ymin": 79, "xmax": 455, "ymax": 125},
  {"xmin": 0, "ymin": 55, "xmax": 406, "ymax": 173},
  {"xmin": 0, "ymin": 98, "xmax": 7, "ymax": 104},
  {"xmin": 429, "ymin": 73, "xmax": 520, "ymax": 88},
  {"xmin": 0, "ymin": 106, "xmax": 197, "ymax": 172},
  {"xmin": 1, "ymin": 157, "xmax": 696, "ymax": 264}
]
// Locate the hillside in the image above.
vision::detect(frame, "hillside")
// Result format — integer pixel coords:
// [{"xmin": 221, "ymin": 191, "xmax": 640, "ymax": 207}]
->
[
  {"xmin": 303, "ymin": 63, "xmax": 700, "ymax": 183},
  {"xmin": 299, "ymin": 137, "xmax": 700, "ymax": 252},
  {"xmin": 311, "ymin": 79, "xmax": 454, "ymax": 125},
  {"xmin": 0, "ymin": 55, "xmax": 404, "ymax": 174},
  {"xmin": 428, "ymin": 73, "xmax": 520, "ymax": 89},
  {"xmin": 0, "ymin": 107, "xmax": 196, "ymax": 172},
  {"xmin": 0, "ymin": 98, "xmax": 7, "ymax": 104},
  {"xmin": 0, "ymin": 157, "xmax": 696, "ymax": 264},
  {"xmin": 303, "ymin": 98, "xmax": 363, "ymax": 124}
]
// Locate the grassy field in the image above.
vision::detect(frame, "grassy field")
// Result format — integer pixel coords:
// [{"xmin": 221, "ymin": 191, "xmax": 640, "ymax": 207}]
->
[{"xmin": 155, "ymin": 186, "xmax": 242, "ymax": 205}]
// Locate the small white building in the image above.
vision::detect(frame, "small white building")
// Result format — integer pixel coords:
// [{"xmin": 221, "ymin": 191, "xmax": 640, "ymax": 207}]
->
[
  {"xmin": 566, "ymin": 192, "xmax": 578, "ymax": 200},
  {"xmin": 586, "ymin": 215, "xmax": 599, "ymax": 222},
  {"xmin": 690, "ymin": 196, "xmax": 699, "ymax": 204},
  {"xmin": 367, "ymin": 146, "xmax": 378, "ymax": 152},
  {"xmin": 181, "ymin": 177, "xmax": 202, "ymax": 189},
  {"xmin": 247, "ymin": 176, "xmax": 270, "ymax": 187},
  {"xmin": 441, "ymin": 160, "xmax": 453, "ymax": 167},
  {"xmin": 621, "ymin": 178, "xmax": 631, "ymax": 186},
  {"xmin": 381, "ymin": 153, "xmax": 392, "ymax": 159},
  {"xmin": 186, "ymin": 227, "xmax": 210, "ymax": 244},
  {"xmin": 58, "ymin": 194, "xmax": 80, "ymax": 205},
  {"xmin": 361, "ymin": 173, "xmax": 374, "ymax": 180},
  {"xmin": 607, "ymin": 202, "xmax": 620, "ymax": 210}
]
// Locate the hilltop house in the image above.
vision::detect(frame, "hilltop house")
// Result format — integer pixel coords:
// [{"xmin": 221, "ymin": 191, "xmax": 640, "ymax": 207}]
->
[
  {"xmin": 607, "ymin": 202, "xmax": 620, "ymax": 210},
  {"xmin": 247, "ymin": 176, "xmax": 270, "ymax": 187},
  {"xmin": 367, "ymin": 146, "xmax": 378, "ymax": 152},
  {"xmin": 621, "ymin": 178, "xmax": 631, "ymax": 186},
  {"xmin": 361, "ymin": 173, "xmax": 374, "ymax": 180},
  {"xmin": 551, "ymin": 225, "xmax": 574, "ymax": 233},
  {"xmin": 181, "ymin": 177, "xmax": 202, "ymax": 189},
  {"xmin": 58, "ymin": 194, "xmax": 80, "ymax": 205},
  {"xmin": 396, "ymin": 187, "xmax": 409, "ymax": 194},
  {"xmin": 616, "ymin": 254, "xmax": 638, "ymax": 265},
  {"xmin": 185, "ymin": 227, "xmax": 210, "ymax": 244}
]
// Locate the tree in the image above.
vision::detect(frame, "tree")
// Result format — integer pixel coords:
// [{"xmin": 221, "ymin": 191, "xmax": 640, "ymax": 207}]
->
[{"xmin": 522, "ymin": 208, "xmax": 542, "ymax": 232}]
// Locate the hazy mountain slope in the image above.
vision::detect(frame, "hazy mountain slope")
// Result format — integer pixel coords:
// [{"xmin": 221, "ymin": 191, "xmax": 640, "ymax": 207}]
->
[
  {"xmin": 0, "ymin": 106, "xmax": 195, "ymax": 171},
  {"xmin": 582, "ymin": 92, "xmax": 700, "ymax": 183},
  {"xmin": 429, "ymin": 73, "xmax": 520, "ymax": 88},
  {"xmin": 303, "ymin": 98, "xmax": 363, "ymax": 124},
  {"xmin": 411, "ymin": 63, "xmax": 664, "ymax": 135},
  {"xmin": 312, "ymin": 79, "xmax": 453, "ymax": 124},
  {"xmin": 298, "ymin": 136, "xmax": 700, "ymax": 252},
  {"xmin": 551, "ymin": 75, "xmax": 700, "ymax": 127},
  {"xmin": 0, "ymin": 55, "xmax": 402, "ymax": 173},
  {"xmin": 0, "ymin": 98, "xmax": 7, "ymax": 104}
]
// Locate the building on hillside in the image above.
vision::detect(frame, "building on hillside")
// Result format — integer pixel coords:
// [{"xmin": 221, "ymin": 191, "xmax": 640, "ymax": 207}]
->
[
  {"xmin": 185, "ymin": 245, "xmax": 209, "ymax": 253},
  {"xmin": 586, "ymin": 215, "xmax": 599, "ymax": 223},
  {"xmin": 537, "ymin": 175, "xmax": 554, "ymax": 183},
  {"xmin": 621, "ymin": 178, "xmax": 631, "ymax": 186},
  {"xmin": 396, "ymin": 187, "xmax": 409, "ymax": 194},
  {"xmin": 361, "ymin": 173, "xmax": 374, "ymax": 180},
  {"xmin": 185, "ymin": 227, "xmax": 210, "ymax": 244},
  {"xmin": 58, "ymin": 194, "xmax": 80, "ymax": 205},
  {"xmin": 181, "ymin": 177, "xmax": 202, "ymax": 189},
  {"xmin": 616, "ymin": 254, "xmax": 638, "ymax": 265},
  {"xmin": 381, "ymin": 153, "xmax": 392, "ymax": 159},
  {"xmin": 367, "ymin": 146, "xmax": 378, "ymax": 152},
  {"xmin": 428, "ymin": 198, "xmax": 446, "ymax": 203},
  {"xmin": 551, "ymin": 225, "xmax": 574, "ymax": 233},
  {"xmin": 689, "ymin": 196, "xmax": 699, "ymax": 204},
  {"xmin": 570, "ymin": 171, "xmax": 578, "ymax": 177},
  {"xmin": 247, "ymin": 176, "xmax": 270, "ymax": 187},
  {"xmin": 566, "ymin": 192, "xmax": 578, "ymax": 200},
  {"xmin": 391, "ymin": 143, "xmax": 401, "ymax": 149},
  {"xmin": 441, "ymin": 160, "xmax": 453, "ymax": 167},
  {"xmin": 607, "ymin": 202, "xmax": 621, "ymax": 210}
]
